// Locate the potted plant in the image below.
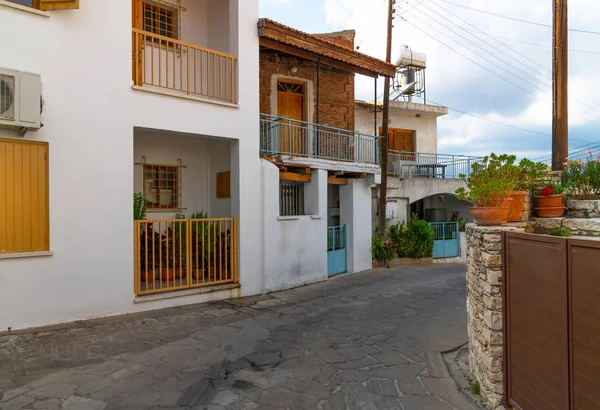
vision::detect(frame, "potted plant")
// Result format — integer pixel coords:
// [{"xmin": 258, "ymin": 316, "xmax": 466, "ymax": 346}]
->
[
  {"xmin": 134, "ymin": 193, "xmax": 162, "ymax": 282},
  {"xmin": 456, "ymin": 154, "xmax": 520, "ymax": 226},
  {"xmin": 534, "ymin": 183, "xmax": 566, "ymax": 217},
  {"xmin": 508, "ymin": 159, "xmax": 547, "ymax": 222},
  {"xmin": 563, "ymin": 154, "xmax": 600, "ymax": 218},
  {"xmin": 162, "ymin": 216, "xmax": 187, "ymax": 282}
]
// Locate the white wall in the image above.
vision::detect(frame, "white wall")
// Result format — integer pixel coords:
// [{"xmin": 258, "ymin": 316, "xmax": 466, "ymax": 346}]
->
[
  {"xmin": 355, "ymin": 106, "xmax": 440, "ymax": 154},
  {"xmin": 340, "ymin": 179, "xmax": 373, "ymax": 273},
  {"xmin": 0, "ymin": 0, "xmax": 262, "ymax": 330},
  {"xmin": 423, "ymin": 194, "xmax": 473, "ymax": 223},
  {"xmin": 133, "ymin": 130, "xmax": 231, "ymax": 219},
  {"xmin": 262, "ymin": 160, "xmax": 327, "ymax": 292}
]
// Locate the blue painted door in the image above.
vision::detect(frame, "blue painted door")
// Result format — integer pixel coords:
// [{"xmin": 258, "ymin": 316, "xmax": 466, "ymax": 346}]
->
[
  {"xmin": 327, "ymin": 225, "xmax": 347, "ymax": 277},
  {"xmin": 430, "ymin": 222, "xmax": 460, "ymax": 259}
]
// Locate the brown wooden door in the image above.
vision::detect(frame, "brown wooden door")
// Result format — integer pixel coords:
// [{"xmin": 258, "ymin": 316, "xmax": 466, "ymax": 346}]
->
[{"xmin": 277, "ymin": 81, "xmax": 305, "ymax": 155}]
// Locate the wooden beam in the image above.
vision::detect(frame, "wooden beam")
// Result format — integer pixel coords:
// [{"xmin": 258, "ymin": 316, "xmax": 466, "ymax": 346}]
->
[
  {"xmin": 280, "ymin": 171, "xmax": 311, "ymax": 183},
  {"xmin": 328, "ymin": 176, "xmax": 348, "ymax": 185}
]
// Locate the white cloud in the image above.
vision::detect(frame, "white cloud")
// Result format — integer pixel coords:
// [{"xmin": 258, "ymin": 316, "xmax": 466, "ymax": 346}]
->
[{"xmin": 320, "ymin": 0, "xmax": 600, "ymax": 157}]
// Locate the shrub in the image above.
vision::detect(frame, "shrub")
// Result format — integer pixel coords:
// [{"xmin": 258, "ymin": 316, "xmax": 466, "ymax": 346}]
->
[
  {"xmin": 563, "ymin": 153, "xmax": 600, "ymax": 199},
  {"xmin": 548, "ymin": 227, "xmax": 572, "ymax": 237},
  {"xmin": 388, "ymin": 214, "xmax": 435, "ymax": 259},
  {"xmin": 372, "ymin": 233, "xmax": 394, "ymax": 262}
]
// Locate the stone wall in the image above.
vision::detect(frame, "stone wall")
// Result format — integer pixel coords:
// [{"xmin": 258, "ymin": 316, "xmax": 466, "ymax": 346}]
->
[
  {"xmin": 466, "ymin": 223, "xmax": 530, "ymax": 409},
  {"xmin": 534, "ymin": 217, "xmax": 600, "ymax": 237}
]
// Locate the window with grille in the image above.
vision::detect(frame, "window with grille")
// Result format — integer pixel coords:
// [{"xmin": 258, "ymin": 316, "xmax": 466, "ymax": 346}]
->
[
  {"xmin": 144, "ymin": 164, "xmax": 181, "ymax": 209},
  {"xmin": 280, "ymin": 181, "xmax": 305, "ymax": 216},
  {"xmin": 0, "ymin": 139, "xmax": 49, "ymax": 253},
  {"xmin": 143, "ymin": 1, "xmax": 178, "ymax": 39}
]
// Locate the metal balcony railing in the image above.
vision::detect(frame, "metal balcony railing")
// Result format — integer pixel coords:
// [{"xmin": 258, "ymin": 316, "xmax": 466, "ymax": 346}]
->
[
  {"xmin": 260, "ymin": 114, "xmax": 380, "ymax": 164},
  {"xmin": 388, "ymin": 150, "xmax": 483, "ymax": 179}
]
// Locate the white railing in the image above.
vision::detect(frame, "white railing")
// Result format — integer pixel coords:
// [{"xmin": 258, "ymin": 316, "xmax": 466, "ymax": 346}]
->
[{"xmin": 388, "ymin": 151, "xmax": 483, "ymax": 179}]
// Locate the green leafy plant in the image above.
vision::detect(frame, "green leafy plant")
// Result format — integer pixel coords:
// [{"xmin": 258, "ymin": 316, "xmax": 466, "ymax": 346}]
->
[
  {"xmin": 372, "ymin": 232, "xmax": 394, "ymax": 263},
  {"xmin": 451, "ymin": 215, "xmax": 466, "ymax": 232},
  {"xmin": 548, "ymin": 227, "xmax": 572, "ymax": 237},
  {"xmin": 134, "ymin": 192, "xmax": 146, "ymax": 221},
  {"xmin": 466, "ymin": 380, "xmax": 481, "ymax": 396},
  {"xmin": 563, "ymin": 153, "xmax": 600, "ymax": 199},
  {"xmin": 536, "ymin": 183, "xmax": 566, "ymax": 196},
  {"xmin": 386, "ymin": 215, "xmax": 435, "ymax": 259},
  {"xmin": 519, "ymin": 159, "xmax": 550, "ymax": 192},
  {"xmin": 456, "ymin": 154, "xmax": 522, "ymax": 207}
]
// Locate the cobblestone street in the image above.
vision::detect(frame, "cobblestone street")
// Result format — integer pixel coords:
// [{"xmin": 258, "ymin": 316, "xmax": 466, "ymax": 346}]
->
[{"xmin": 0, "ymin": 265, "xmax": 475, "ymax": 410}]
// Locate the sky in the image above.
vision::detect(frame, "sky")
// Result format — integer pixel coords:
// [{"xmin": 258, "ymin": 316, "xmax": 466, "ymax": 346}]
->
[{"xmin": 259, "ymin": 0, "xmax": 600, "ymax": 162}]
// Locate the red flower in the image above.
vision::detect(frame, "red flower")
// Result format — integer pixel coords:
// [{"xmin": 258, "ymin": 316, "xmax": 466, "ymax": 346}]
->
[{"xmin": 541, "ymin": 186, "xmax": 553, "ymax": 196}]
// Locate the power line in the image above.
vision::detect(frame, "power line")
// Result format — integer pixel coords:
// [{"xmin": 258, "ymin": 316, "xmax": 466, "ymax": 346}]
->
[
  {"xmin": 426, "ymin": 98, "xmax": 593, "ymax": 144},
  {"xmin": 407, "ymin": 0, "xmax": 600, "ymax": 115},
  {"xmin": 355, "ymin": 0, "xmax": 387, "ymax": 51},
  {"xmin": 400, "ymin": 13, "xmax": 600, "ymax": 125},
  {"xmin": 530, "ymin": 140, "xmax": 600, "ymax": 161},
  {"xmin": 465, "ymin": 31, "xmax": 600, "ymax": 55},
  {"xmin": 400, "ymin": 16, "xmax": 544, "ymax": 98},
  {"xmin": 436, "ymin": 0, "xmax": 600, "ymax": 35}
]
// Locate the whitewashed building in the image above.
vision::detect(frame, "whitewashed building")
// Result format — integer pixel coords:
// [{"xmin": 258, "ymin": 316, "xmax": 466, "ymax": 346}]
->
[
  {"xmin": 0, "ymin": 0, "xmax": 263, "ymax": 330},
  {"xmin": 0, "ymin": 1, "xmax": 396, "ymax": 330}
]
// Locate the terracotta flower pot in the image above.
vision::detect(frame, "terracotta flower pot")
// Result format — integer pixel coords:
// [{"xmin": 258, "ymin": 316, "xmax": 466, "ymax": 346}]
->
[
  {"xmin": 535, "ymin": 194, "xmax": 564, "ymax": 208},
  {"xmin": 470, "ymin": 206, "xmax": 510, "ymax": 226},
  {"xmin": 508, "ymin": 191, "xmax": 528, "ymax": 222},
  {"xmin": 161, "ymin": 267, "xmax": 184, "ymax": 281},
  {"xmin": 535, "ymin": 206, "xmax": 566, "ymax": 218}
]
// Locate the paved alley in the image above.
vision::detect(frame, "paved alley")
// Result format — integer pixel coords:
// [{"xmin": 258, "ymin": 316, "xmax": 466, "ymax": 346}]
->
[{"xmin": 0, "ymin": 265, "xmax": 476, "ymax": 410}]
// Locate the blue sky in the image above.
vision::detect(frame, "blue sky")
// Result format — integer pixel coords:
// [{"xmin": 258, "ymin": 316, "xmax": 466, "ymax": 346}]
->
[{"xmin": 259, "ymin": 0, "xmax": 600, "ymax": 162}]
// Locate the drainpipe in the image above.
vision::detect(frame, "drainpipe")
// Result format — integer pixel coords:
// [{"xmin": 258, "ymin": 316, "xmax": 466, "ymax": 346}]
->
[
  {"xmin": 316, "ymin": 59, "xmax": 321, "ymax": 155},
  {"xmin": 374, "ymin": 77, "xmax": 378, "ymax": 136}
]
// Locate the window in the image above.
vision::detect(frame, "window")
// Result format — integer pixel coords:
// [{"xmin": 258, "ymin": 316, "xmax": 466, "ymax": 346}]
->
[
  {"xmin": 6, "ymin": 0, "xmax": 79, "ymax": 10},
  {"xmin": 216, "ymin": 171, "xmax": 231, "ymax": 199},
  {"xmin": 0, "ymin": 139, "xmax": 49, "ymax": 253},
  {"xmin": 143, "ymin": 164, "xmax": 180, "ymax": 209},
  {"xmin": 280, "ymin": 181, "xmax": 305, "ymax": 216},
  {"xmin": 380, "ymin": 127, "xmax": 416, "ymax": 153},
  {"xmin": 143, "ymin": 1, "xmax": 178, "ymax": 39}
]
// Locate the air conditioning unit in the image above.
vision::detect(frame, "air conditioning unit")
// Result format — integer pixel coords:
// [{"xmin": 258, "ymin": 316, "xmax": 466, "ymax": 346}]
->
[{"xmin": 0, "ymin": 67, "xmax": 42, "ymax": 133}]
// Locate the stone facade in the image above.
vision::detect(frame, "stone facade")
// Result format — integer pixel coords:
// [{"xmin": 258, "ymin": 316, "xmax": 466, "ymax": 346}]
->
[
  {"xmin": 466, "ymin": 223, "xmax": 529, "ymax": 409},
  {"xmin": 567, "ymin": 199, "xmax": 600, "ymax": 218},
  {"xmin": 533, "ymin": 217, "xmax": 600, "ymax": 237}
]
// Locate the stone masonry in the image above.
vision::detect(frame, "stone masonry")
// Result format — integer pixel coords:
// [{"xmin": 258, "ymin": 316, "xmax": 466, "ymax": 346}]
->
[{"xmin": 466, "ymin": 223, "xmax": 529, "ymax": 409}]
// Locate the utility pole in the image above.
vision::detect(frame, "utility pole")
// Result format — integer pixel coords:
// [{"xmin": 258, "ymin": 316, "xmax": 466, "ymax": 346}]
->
[
  {"xmin": 378, "ymin": 0, "xmax": 394, "ymax": 233},
  {"xmin": 552, "ymin": 0, "xmax": 568, "ymax": 170}
]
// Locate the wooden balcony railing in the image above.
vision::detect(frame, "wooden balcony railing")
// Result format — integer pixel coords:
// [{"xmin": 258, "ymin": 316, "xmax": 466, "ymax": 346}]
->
[
  {"xmin": 134, "ymin": 218, "xmax": 238, "ymax": 297},
  {"xmin": 132, "ymin": 28, "xmax": 237, "ymax": 103}
]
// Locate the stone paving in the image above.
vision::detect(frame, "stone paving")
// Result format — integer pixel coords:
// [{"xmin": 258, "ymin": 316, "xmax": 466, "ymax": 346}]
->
[{"xmin": 0, "ymin": 264, "xmax": 477, "ymax": 410}]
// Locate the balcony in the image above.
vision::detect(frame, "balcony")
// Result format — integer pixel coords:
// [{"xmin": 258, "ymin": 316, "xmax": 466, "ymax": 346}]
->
[
  {"xmin": 260, "ymin": 114, "xmax": 380, "ymax": 165},
  {"xmin": 132, "ymin": 0, "xmax": 237, "ymax": 104},
  {"xmin": 388, "ymin": 150, "xmax": 483, "ymax": 179}
]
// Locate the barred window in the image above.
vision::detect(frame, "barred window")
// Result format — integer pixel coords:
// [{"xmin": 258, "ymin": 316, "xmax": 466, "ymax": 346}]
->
[
  {"xmin": 280, "ymin": 182, "xmax": 305, "ymax": 216},
  {"xmin": 144, "ymin": 164, "xmax": 180, "ymax": 209},
  {"xmin": 143, "ymin": 1, "xmax": 178, "ymax": 39}
]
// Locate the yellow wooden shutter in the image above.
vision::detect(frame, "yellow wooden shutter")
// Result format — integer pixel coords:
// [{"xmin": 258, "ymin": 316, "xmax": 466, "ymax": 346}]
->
[
  {"xmin": 38, "ymin": 0, "xmax": 79, "ymax": 11},
  {"xmin": 216, "ymin": 171, "xmax": 231, "ymax": 198},
  {"xmin": 0, "ymin": 139, "xmax": 49, "ymax": 253}
]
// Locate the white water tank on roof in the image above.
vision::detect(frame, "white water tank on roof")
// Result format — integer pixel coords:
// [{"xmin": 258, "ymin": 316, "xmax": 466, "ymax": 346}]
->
[{"xmin": 397, "ymin": 48, "xmax": 427, "ymax": 68}]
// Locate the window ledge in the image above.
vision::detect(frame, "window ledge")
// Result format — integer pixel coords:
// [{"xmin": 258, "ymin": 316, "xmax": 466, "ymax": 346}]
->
[
  {"xmin": 132, "ymin": 86, "xmax": 239, "ymax": 108},
  {"xmin": 134, "ymin": 282, "xmax": 240, "ymax": 303},
  {"xmin": 0, "ymin": 0, "xmax": 49, "ymax": 17},
  {"xmin": 0, "ymin": 251, "xmax": 53, "ymax": 260},
  {"xmin": 277, "ymin": 215, "xmax": 320, "ymax": 221}
]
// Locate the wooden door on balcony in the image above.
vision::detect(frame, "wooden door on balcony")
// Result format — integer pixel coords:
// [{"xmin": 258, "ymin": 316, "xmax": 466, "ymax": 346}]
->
[{"xmin": 277, "ymin": 80, "xmax": 305, "ymax": 155}]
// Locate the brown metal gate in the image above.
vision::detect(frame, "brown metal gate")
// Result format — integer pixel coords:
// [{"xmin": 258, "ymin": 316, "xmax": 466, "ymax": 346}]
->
[{"xmin": 503, "ymin": 232, "xmax": 600, "ymax": 410}]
